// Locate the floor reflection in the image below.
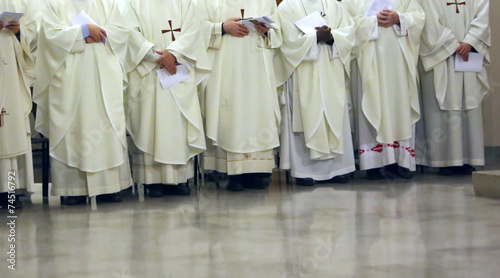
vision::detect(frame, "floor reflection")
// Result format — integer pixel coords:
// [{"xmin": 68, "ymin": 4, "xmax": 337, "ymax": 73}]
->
[{"xmin": 1, "ymin": 170, "xmax": 500, "ymax": 278}]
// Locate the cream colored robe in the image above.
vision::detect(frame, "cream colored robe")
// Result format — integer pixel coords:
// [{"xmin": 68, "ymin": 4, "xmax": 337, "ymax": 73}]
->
[
  {"xmin": 276, "ymin": 0, "xmax": 355, "ymax": 160},
  {"xmin": 197, "ymin": 0, "xmax": 282, "ymax": 154},
  {"xmin": 416, "ymin": 0, "xmax": 490, "ymax": 167},
  {"xmin": 125, "ymin": 0, "xmax": 210, "ymax": 185},
  {"xmin": 0, "ymin": 0, "xmax": 36, "ymax": 193},
  {"xmin": 342, "ymin": 0, "xmax": 424, "ymax": 171},
  {"xmin": 343, "ymin": 0, "xmax": 425, "ymax": 144},
  {"xmin": 275, "ymin": 0, "xmax": 356, "ymax": 180},
  {"xmin": 34, "ymin": 0, "xmax": 150, "ymax": 196},
  {"xmin": 197, "ymin": 0, "xmax": 282, "ymax": 174}
]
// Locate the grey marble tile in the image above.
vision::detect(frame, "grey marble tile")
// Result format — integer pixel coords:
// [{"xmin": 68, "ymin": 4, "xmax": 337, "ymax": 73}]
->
[{"xmin": 2, "ymin": 168, "xmax": 500, "ymax": 278}]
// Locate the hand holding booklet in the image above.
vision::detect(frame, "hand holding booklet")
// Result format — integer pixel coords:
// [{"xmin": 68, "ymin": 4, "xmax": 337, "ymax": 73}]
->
[
  {"xmin": 240, "ymin": 16, "xmax": 276, "ymax": 32},
  {"xmin": 294, "ymin": 11, "xmax": 328, "ymax": 35},
  {"xmin": 455, "ymin": 53, "xmax": 485, "ymax": 73},
  {"xmin": 157, "ymin": 64, "xmax": 191, "ymax": 89},
  {"xmin": 364, "ymin": 0, "xmax": 395, "ymax": 17},
  {"xmin": 0, "ymin": 12, "xmax": 24, "ymax": 26}
]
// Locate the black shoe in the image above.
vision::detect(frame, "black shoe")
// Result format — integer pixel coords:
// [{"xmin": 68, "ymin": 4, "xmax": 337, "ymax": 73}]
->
[
  {"xmin": 0, "ymin": 193, "xmax": 23, "ymax": 209},
  {"xmin": 96, "ymin": 193, "xmax": 122, "ymax": 203},
  {"xmin": 438, "ymin": 167, "xmax": 456, "ymax": 176},
  {"xmin": 385, "ymin": 164, "xmax": 414, "ymax": 179},
  {"xmin": 227, "ymin": 175, "xmax": 245, "ymax": 191},
  {"xmin": 145, "ymin": 184, "xmax": 164, "ymax": 198},
  {"xmin": 62, "ymin": 196, "xmax": 87, "ymax": 206},
  {"xmin": 295, "ymin": 178, "xmax": 315, "ymax": 186},
  {"xmin": 163, "ymin": 183, "xmax": 191, "ymax": 196},
  {"xmin": 330, "ymin": 175, "xmax": 350, "ymax": 184},
  {"xmin": 454, "ymin": 165, "xmax": 477, "ymax": 175},
  {"xmin": 366, "ymin": 168, "xmax": 384, "ymax": 180},
  {"xmin": 243, "ymin": 174, "xmax": 271, "ymax": 189}
]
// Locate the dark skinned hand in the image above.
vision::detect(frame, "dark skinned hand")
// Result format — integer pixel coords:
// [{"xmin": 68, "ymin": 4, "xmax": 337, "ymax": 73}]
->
[{"xmin": 315, "ymin": 25, "xmax": 333, "ymax": 43}]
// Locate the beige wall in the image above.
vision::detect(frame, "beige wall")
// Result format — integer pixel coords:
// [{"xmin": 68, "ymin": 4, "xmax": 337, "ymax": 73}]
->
[{"xmin": 483, "ymin": 2, "xmax": 500, "ymax": 146}]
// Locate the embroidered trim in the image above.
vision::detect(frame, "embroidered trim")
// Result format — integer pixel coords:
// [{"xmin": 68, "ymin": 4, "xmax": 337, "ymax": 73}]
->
[
  {"xmin": 359, "ymin": 142, "xmax": 415, "ymax": 158},
  {"xmin": 206, "ymin": 156, "xmax": 274, "ymax": 163}
]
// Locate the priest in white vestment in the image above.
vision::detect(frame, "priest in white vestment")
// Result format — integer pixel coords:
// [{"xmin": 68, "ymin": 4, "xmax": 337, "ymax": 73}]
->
[
  {"xmin": 197, "ymin": 0, "xmax": 282, "ymax": 191},
  {"xmin": 0, "ymin": 0, "xmax": 36, "ymax": 209},
  {"xmin": 342, "ymin": 0, "xmax": 425, "ymax": 179},
  {"xmin": 416, "ymin": 0, "xmax": 490, "ymax": 176},
  {"xmin": 124, "ymin": 0, "xmax": 210, "ymax": 197},
  {"xmin": 34, "ymin": 0, "xmax": 152, "ymax": 205},
  {"xmin": 275, "ymin": 0, "xmax": 356, "ymax": 186}
]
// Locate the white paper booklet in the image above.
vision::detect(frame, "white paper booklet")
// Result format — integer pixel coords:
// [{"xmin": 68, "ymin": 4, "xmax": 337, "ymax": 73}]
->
[
  {"xmin": 294, "ymin": 11, "xmax": 328, "ymax": 35},
  {"xmin": 157, "ymin": 65, "xmax": 190, "ymax": 89},
  {"xmin": 70, "ymin": 11, "xmax": 99, "ymax": 26},
  {"xmin": 364, "ymin": 0, "xmax": 395, "ymax": 17},
  {"xmin": 240, "ymin": 16, "xmax": 276, "ymax": 32},
  {"xmin": 455, "ymin": 53, "xmax": 485, "ymax": 73},
  {"xmin": 0, "ymin": 12, "xmax": 24, "ymax": 26}
]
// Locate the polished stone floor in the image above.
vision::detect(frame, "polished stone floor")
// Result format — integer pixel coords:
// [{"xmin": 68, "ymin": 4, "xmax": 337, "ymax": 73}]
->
[{"xmin": 2, "ymin": 160, "xmax": 500, "ymax": 278}]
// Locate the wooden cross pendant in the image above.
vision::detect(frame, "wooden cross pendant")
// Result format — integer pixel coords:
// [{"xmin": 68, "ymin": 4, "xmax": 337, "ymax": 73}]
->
[
  {"xmin": 162, "ymin": 20, "xmax": 181, "ymax": 41},
  {"xmin": 240, "ymin": 9, "xmax": 253, "ymax": 21},
  {"xmin": 447, "ymin": 0, "xmax": 466, "ymax": 13},
  {"xmin": 0, "ymin": 109, "xmax": 9, "ymax": 128}
]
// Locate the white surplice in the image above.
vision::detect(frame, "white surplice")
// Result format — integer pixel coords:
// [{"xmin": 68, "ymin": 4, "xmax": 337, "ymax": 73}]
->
[
  {"xmin": 275, "ymin": 0, "xmax": 356, "ymax": 180},
  {"xmin": 343, "ymin": 0, "xmax": 425, "ymax": 171},
  {"xmin": 34, "ymin": 0, "xmax": 151, "ymax": 196},
  {"xmin": 197, "ymin": 0, "xmax": 282, "ymax": 174},
  {"xmin": 0, "ymin": 0, "xmax": 36, "ymax": 193},
  {"xmin": 416, "ymin": 0, "xmax": 490, "ymax": 167},
  {"xmin": 124, "ymin": 0, "xmax": 210, "ymax": 185}
]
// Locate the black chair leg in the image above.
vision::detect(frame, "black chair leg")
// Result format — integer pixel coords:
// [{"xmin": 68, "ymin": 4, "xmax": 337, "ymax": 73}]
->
[
  {"xmin": 194, "ymin": 156, "xmax": 199, "ymax": 186},
  {"xmin": 42, "ymin": 141, "xmax": 50, "ymax": 198},
  {"xmin": 285, "ymin": 170, "xmax": 292, "ymax": 185}
]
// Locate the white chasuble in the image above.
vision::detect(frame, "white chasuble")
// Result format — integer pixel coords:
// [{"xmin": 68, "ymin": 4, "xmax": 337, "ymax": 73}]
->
[
  {"xmin": 275, "ymin": 0, "xmax": 356, "ymax": 179},
  {"xmin": 418, "ymin": 0, "xmax": 489, "ymax": 111},
  {"xmin": 416, "ymin": 0, "xmax": 489, "ymax": 167},
  {"xmin": 197, "ymin": 0, "xmax": 282, "ymax": 174},
  {"xmin": 125, "ymin": 0, "xmax": 210, "ymax": 184},
  {"xmin": 342, "ymin": 0, "xmax": 424, "ymax": 171},
  {"xmin": 0, "ymin": 0, "xmax": 36, "ymax": 193},
  {"xmin": 198, "ymin": 0, "xmax": 282, "ymax": 154},
  {"xmin": 343, "ymin": 0, "xmax": 424, "ymax": 144},
  {"xmin": 34, "ymin": 0, "xmax": 151, "ymax": 196}
]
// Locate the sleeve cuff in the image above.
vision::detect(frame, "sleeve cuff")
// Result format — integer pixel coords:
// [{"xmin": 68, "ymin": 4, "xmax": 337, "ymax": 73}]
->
[
  {"xmin": 369, "ymin": 16, "xmax": 379, "ymax": 41},
  {"xmin": 81, "ymin": 24, "xmax": 90, "ymax": 39},
  {"xmin": 462, "ymin": 35, "xmax": 481, "ymax": 50},
  {"xmin": 213, "ymin": 23, "xmax": 223, "ymax": 36}
]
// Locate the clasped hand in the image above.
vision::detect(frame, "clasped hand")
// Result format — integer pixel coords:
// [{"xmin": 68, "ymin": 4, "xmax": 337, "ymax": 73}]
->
[
  {"xmin": 85, "ymin": 24, "xmax": 107, "ymax": 43},
  {"xmin": 0, "ymin": 21, "xmax": 21, "ymax": 34},
  {"xmin": 156, "ymin": 50, "xmax": 178, "ymax": 75},
  {"xmin": 316, "ymin": 25, "xmax": 332, "ymax": 43},
  {"xmin": 456, "ymin": 42, "xmax": 472, "ymax": 62},
  {"xmin": 223, "ymin": 18, "xmax": 249, "ymax": 37},
  {"xmin": 377, "ymin": 10, "xmax": 399, "ymax": 27}
]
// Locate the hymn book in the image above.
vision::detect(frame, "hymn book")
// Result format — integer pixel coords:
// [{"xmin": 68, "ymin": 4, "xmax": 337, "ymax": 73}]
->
[
  {"xmin": 294, "ymin": 11, "xmax": 328, "ymax": 35},
  {"xmin": 0, "ymin": 12, "xmax": 24, "ymax": 26},
  {"xmin": 239, "ymin": 17, "xmax": 276, "ymax": 32}
]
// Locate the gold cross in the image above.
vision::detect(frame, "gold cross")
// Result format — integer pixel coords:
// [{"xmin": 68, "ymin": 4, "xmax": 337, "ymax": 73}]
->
[
  {"xmin": 447, "ymin": 0, "xmax": 466, "ymax": 14},
  {"xmin": 0, "ymin": 109, "xmax": 9, "ymax": 127},
  {"xmin": 162, "ymin": 20, "xmax": 182, "ymax": 41}
]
